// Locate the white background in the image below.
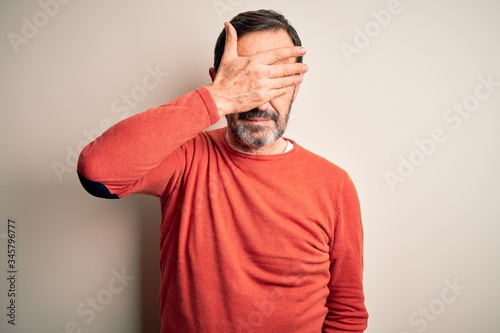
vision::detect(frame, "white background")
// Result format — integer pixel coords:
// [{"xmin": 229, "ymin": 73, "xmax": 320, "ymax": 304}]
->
[{"xmin": 1, "ymin": 1, "xmax": 499, "ymax": 332}]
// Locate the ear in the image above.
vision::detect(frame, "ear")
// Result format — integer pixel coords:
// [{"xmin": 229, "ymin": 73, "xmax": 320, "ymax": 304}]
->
[{"xmin": 209, "ymin": 67, "xmax": 216, "ymax": 82}]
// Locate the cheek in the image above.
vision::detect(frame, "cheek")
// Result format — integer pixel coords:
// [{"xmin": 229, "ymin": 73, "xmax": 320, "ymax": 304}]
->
[
  {"xmin": 226, "ymin": 114, "xmax": 238, "ymax": 123},
  {"xmin": 270, "ymin": 94, "xmax": 293, "ymax": 116}
]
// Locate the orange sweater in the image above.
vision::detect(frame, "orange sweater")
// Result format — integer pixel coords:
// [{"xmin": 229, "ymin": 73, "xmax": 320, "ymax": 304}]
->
[{"xmin": 77, "ymin": 87, "xmax": 368, "ymax": 332}]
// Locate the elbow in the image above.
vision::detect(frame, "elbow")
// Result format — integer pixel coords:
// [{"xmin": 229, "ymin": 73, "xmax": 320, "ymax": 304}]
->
[
  {"xmin": 77, "ymin": 171, "xmax": 119, "ymax": 199},
  {"xmin": 77, "ymin": 149, "xmax": 118, "ymax": 199}
]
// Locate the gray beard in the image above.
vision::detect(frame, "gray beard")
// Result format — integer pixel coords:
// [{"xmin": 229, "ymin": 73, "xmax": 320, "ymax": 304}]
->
[
  {"xmin": 227, "ymin": 106, "xmax": 291, "ymax": 150},
  {"xmin": 226, "ymin": 90, "xmax": 294, "ymax": 150},
  {"xmin": 229, "ymin": 121, "xmax": 282, "ymax": 150}
]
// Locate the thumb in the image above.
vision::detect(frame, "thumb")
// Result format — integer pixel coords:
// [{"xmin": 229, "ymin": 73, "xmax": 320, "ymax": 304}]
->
[{"xmin": 221, "ymin": 22, "xmax": 238, "ymax": 61}]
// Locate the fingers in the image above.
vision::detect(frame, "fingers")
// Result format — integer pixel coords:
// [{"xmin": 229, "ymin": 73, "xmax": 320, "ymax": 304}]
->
[
  {"xmin": 266, "ymin": 84, "xmax": 299, "ymax": 103},
  {"xmin": 266, "ymin": 62, "xmax": 308, "ymax": 79},
  {"xmin": 269, "ymin": 74, "xmax": 304, "ymax": 91},
  {"xmin": 259, "ymin": 46, "xmax": 307, "ymax": 65},
  {"xmin": 222, "ymin": 22, "xmax": 238, "ymax": 61}
]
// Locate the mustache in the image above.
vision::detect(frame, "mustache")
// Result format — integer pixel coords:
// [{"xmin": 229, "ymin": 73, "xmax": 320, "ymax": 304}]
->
[{"xmin": 238, "ymin": 108, "xmax": 279, "ymax": 123}]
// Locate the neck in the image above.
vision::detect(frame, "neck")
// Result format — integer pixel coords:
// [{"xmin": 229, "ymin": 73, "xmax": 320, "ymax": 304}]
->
[{"xmin": 225, "ymin": 129, "xmax": 287, "ymax": 155}]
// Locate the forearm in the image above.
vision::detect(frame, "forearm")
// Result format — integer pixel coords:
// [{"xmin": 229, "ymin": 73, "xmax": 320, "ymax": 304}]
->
[{"xmin": 77, "ymin": 87, "xmax": 220, "ymax": 197}]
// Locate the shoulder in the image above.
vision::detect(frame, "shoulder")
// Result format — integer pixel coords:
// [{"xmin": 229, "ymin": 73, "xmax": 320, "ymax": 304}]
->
[
  {"xmin": 280, "ymin": 140, "xmax": 356, "ymax": 200},
  {"xmin": 203, "ymin": 127, "xmax": 226, "ymax": 143},
  {"xmin": 178, "ymin": 127, "xmax": 225, "ymax": 153},
  {"xmin": 292, "ymin": 141, "xmax": 350, "ymax": 179}
]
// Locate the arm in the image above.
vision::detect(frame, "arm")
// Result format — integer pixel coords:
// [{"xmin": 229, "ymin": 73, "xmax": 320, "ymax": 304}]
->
[
  {"xmin": 77, "ymin": 87, "xmax": 220, "ymax": 198},
  {"xmin": 323, "ymin": 176, "xmax": 368, "ymax": 332}
]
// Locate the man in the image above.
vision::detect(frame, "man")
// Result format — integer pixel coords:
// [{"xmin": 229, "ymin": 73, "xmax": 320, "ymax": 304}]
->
[{"xmin": 77, "ymin": 9, "xmax": 368, "ymax": 332}]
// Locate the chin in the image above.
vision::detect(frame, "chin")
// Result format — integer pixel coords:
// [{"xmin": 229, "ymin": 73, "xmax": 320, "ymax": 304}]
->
[
  {"xmin": 238, "ymin": 130, "xmax": 280, "ymax": 149},
  {"xmin": 227, "ymin": 117, "xmax": 287, "ymax": 149}
]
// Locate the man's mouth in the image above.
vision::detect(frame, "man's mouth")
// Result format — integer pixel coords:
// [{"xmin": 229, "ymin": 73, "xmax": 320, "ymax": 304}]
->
[
  {"xmin": 239, "ymin": 109, "xmax": 278, "ymax": 123},
  {"xmin": 244, "ymin": 117, "xmax": 272, "ymax": 123}
]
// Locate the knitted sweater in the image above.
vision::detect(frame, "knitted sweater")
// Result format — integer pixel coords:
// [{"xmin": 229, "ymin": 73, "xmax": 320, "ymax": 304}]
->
[{"xmin": 77, "ymin": 87, "xmax": 368, "ymax": 332}]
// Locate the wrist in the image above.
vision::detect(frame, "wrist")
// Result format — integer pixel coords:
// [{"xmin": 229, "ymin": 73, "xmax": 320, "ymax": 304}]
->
[{"xmin": 206, "ymin": 84, "xmax": 230, "ymax": 117}]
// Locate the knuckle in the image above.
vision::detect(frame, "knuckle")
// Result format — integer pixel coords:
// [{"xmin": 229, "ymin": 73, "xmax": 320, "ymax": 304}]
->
[
  {"xmin": 282, "ymin": 66, "xmax": 288, "ymax": 77},
  {"xmin": 266, "ymin": 68, "xmax": 273, "ymax": 78},
  {"xmin": 255, "ymin": 89, "xmax": 266, "ymax": 100}
]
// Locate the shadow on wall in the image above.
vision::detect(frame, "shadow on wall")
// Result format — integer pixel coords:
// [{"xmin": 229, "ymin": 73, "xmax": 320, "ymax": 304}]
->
[
  {"xmin": 0, "ymin": 183, "xmax": 161, "ymax": 332},
  {"xmin": 135, "ymin": 195, "xmax": 162, "ymax": 333}
]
